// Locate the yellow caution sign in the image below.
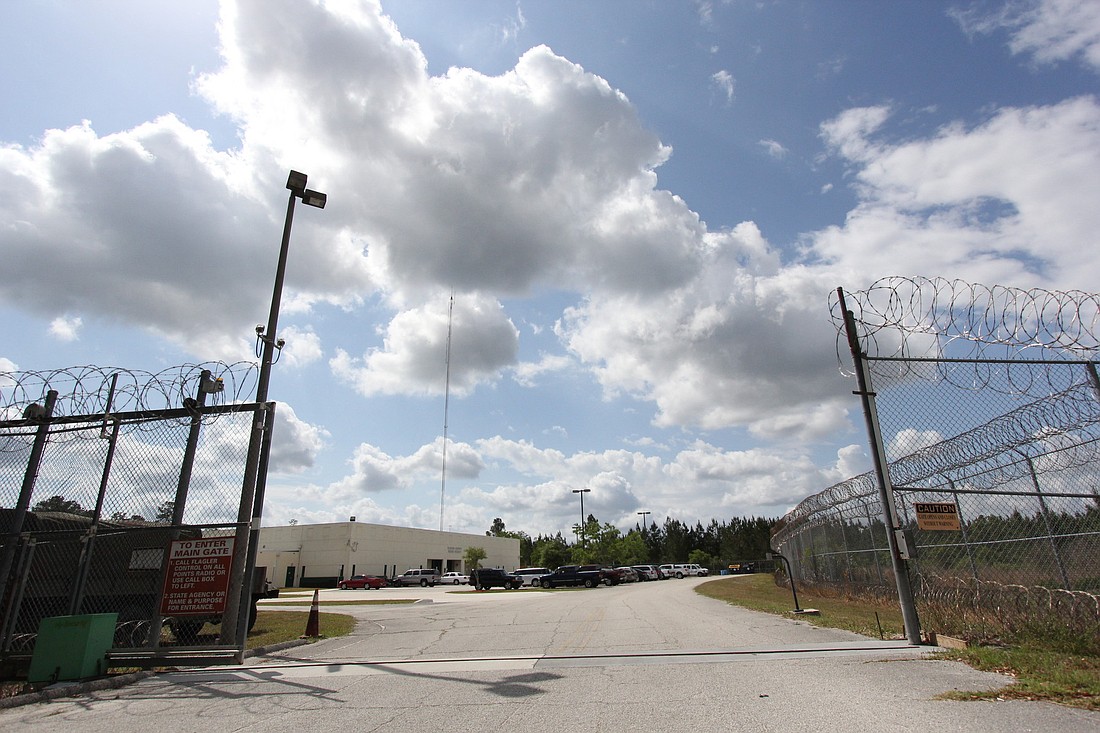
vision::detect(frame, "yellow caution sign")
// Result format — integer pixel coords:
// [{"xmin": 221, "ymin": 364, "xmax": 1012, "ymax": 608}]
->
[{"xmin": 914, "ymin": 502, "xmax": 961, "ymax": 531}]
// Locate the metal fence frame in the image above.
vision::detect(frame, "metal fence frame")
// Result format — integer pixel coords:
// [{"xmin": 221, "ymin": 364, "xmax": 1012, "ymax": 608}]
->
[
  {"xmin": 1, "ymin": 364, "xmax": 272, "ymax": 670},
  {"xmin": 772, "ymin": 278, "xmax": 1100, "ymax": 642}
]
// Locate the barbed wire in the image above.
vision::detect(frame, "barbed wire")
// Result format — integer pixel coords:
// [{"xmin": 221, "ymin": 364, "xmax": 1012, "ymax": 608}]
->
[
  {"xmin": 773, "ymin": 381, "xmax": 1100, "ymax": 545},
  {"xmin": 0, "ymin": 362, "xmax": 259, "ymax": 420},
  {"xmin": 915, "ymin": 574, "xmax": 1100, "ymax": 640},
  {"xmin": 831, "ymin": 277, "xmax": 1100, "ymax": 388}
]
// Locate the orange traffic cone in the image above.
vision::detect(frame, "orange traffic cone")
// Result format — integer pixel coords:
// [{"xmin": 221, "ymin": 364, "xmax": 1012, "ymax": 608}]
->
[{"xmin": 301, "ymin": 589, "xmax": 321, "ymax": 638}]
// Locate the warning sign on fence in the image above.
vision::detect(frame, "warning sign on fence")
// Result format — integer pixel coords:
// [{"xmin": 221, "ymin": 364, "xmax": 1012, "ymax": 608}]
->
[
  {"xmin": 914, "ymin": 502, "xmax": 961, "ymax": 531},
  {"xmin": 160, "ymin": 537, "xmax": 235, "ymax": 616}
]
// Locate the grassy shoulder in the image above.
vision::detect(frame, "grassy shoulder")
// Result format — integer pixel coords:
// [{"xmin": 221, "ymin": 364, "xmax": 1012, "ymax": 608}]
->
[
  {"xmin": 696, "ymin": 574, "xmax": 1100, "ymax": 711},
  {"xmin": 240, "ymin": 609, "xmax": 357, "ymax": 648}
]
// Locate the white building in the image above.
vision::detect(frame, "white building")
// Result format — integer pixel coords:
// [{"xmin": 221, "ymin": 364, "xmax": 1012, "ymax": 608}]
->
[{"xmin": 256, "ymin": 520, "xmax": 521, "ymax": 588}]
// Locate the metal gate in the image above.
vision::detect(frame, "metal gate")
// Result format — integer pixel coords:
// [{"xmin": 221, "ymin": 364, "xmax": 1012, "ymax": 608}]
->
[{"xmin": 0, "ymin": 363, "xmax": 273, "ymax": 671}]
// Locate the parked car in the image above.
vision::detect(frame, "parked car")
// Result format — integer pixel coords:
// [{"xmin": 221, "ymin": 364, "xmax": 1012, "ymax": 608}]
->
[
  {"xmin": 469, "ymin": 567, "xmax": 523, "ymax": 590},
  {"xmin": 688, "ymin": 564, "xmax": 709, "ymax": 577},
  {"xmin": 536, "ymin": 565, "xmax": 603, "ymax": 589},
  {"xmin": 392, "ymin": 568, "xmax": 442, "ymax": 587},
  {"xmin": 338, "ymin": 574, "xmax": 387, "ymax": 590},
  {"xmin": 441, "ymin": 571, "xmax": 469, "ymax": 585},
  {"xmin": 614, "ymin": 566, "xmax": 639, "ymax": 583},
  {"xmin": 513, "ymin": 567, "xmax": 551, "ymax": 586},
  {"xmin": 632, "ymin": 565, "xmax": 660, "ymax": 581}
]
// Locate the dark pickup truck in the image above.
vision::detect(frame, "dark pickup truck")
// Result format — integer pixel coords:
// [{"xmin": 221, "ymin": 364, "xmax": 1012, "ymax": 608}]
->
[
  {"xmin": 469, "ymin": 567, "xmax": 523, "ymax": 590},
  {"xmin": 536, "ymin": 565, "xmax": 603, "ymax": 589}
]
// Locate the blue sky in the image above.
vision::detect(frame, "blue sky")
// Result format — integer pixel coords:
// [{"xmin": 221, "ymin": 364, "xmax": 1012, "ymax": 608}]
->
[{"xmin": 2, "ymin": 0, "xmax": 1099, "ymax": 537}]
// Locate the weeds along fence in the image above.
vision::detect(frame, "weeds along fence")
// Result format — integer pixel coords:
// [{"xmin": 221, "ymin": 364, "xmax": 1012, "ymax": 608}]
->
[
  {"xmin": 0, "ymin": 363, "xmax": 270, "ymax": 669},
  {"xmin": 771, "ymin": 277, "xmax": 1100, "ymax": 641}
]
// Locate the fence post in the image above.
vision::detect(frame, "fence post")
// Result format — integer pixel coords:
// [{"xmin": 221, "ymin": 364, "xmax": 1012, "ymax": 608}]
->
[
  {"xmin": 0, "ymin": 390, "xmax": 58, "ymax": 613},
  {"xmin": 1087, "ymin": 362, "xmax": 1100, "ymax": 402},
  {"xmin": 896, "ymin": 493, "xmax": 923, "ymax": 581},
  {"xmin": 862, "ymin": 501, "xmax": 886, "ymax": 585},
  {"xmin": 790, "ymin": 532, "xmax": 805, "ymax": 582},
  {"xmin": 834, "ymin": 506, "xmax": 853, "ymax": 586},
  {"xmin": 70, "ymin": 374, "xmax": 121, "ymax": 616},
  {"xmin": 148, "ymin": 372, "xmax": 212, "ymax": 646},
  {"xmin": 232, "ymin": 402, "xmax": 278, "ymax": 651},
  {"xmin": 1019, "ymin": 452, "xmax": 1071, "ymax": 589},
  {"xmin": 807, "ymin": 522, "xmax": 820, "ymax": 580},
  {"xmin": 946, "ymin": 478, "xmax": 979, "ymax": 582},
  {"xmin": 838, "ymin": 288, "xmax": 922, "ymax": 644}
]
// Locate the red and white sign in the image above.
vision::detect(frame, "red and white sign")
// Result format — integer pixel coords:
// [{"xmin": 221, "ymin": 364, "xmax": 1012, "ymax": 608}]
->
[{"xmin": 160, "ymin": 537, "xmax": 235, "ymax": 616}]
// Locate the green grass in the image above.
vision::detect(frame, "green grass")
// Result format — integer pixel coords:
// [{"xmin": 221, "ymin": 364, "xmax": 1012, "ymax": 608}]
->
[
  {"xmin": 151, "ymin": 608, "xmax": 361, "ymax": 649},
  {"xmin": 938, "ymin": 646, "xmax": 1100, "ymax": 709},
  {"xmin": 696, "ymin": 573, "xmax": 906, "ymax": 638},
  {"xmin": 240, "ymin": 609, "xmax": 357, "ymax": 648},
  {"xmin": 697, "ymin": 575, "xmax": 1100, "ymax": 710}
]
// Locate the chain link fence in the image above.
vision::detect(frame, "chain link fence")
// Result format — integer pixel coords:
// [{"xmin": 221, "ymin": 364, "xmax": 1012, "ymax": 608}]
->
[
  {"xmin": 772, "ymin": 278, "xmax": 1100, "ymax": 641},
  {"xmin": 1, "ymin": 363, "xmax": 269, "ymax": 671}
]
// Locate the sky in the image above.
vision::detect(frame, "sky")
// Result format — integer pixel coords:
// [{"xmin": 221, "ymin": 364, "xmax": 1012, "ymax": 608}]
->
[{"xmin": 2, "ymin": 0, "xmax": 1099, "ymax": 538}]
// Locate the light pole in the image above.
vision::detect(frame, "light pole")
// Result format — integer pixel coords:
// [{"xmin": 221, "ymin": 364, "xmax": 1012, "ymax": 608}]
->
[
  {"xmin": 224, "ymin": 171, "xmax": 327, "ymax": 651},
  {"xmin": 572, "ymin": 488, "xmax": 591, "ymax": 548},
  {"xmin": 637, "ymin": 510, "xmax": 651, "ymax": 532},
  {"xmin": 256, "ymin": 170, "xmax": 328, "ymax": 403}
]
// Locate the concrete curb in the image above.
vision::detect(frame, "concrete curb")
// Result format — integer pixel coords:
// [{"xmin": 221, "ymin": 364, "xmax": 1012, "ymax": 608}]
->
[{"xmin": 0, "ymin": 638, "xmax": 314, "ymax": 710}]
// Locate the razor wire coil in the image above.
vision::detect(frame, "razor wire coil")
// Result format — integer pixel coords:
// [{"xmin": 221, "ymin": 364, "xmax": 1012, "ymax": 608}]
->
[
  {"xmin": 831, "ymin": 277, "xmax": 1100, "ymax": 393},
  {"xmin": 0, "ymin": 362, "xmax": 259, "ymax": 435}
]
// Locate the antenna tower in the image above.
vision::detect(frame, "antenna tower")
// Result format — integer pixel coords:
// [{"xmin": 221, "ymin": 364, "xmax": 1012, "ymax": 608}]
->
[{"xmin": 439, "ymin": 290, "xmax": 454, "ymax": 532}]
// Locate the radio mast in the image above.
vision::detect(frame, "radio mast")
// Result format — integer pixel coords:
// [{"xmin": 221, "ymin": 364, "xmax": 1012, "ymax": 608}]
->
[{"xmin": 439, "ymin": 290, "xmax": 454, "ymax": 532}]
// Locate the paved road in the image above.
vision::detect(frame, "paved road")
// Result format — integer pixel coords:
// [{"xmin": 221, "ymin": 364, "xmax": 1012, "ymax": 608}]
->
[{"xmin": 4, "ymin": 576, "xmax": 1098, "ymax": 731}]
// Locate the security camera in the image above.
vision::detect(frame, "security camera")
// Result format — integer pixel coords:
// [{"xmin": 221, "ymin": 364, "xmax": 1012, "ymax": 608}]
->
[
  {"xmin": 255, "ymin": 324, "xmax": 265, "ymax": 334},
  {"xmin": 275, "ymin": 338, "xmax": 285, "ymax": 349}
]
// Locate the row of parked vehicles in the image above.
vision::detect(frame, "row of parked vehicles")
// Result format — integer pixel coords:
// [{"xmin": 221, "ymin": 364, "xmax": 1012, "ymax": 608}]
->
[
  {"xmin": 521, "ymin": 563, "xmax": 709, "ymax": 588},
  {"xmin": 337, "ymin": 563, "xmax": 709, "ymax": 591}
]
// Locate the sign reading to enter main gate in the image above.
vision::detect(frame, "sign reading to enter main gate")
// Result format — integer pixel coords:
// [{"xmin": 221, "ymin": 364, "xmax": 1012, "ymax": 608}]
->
[
  {"xmin": 160, "ymin": 537, "xmax": 235, "ymax": 616},
  {"xmin": 914, "ymin": 502, "xmax": 961, "ymax": 531}
]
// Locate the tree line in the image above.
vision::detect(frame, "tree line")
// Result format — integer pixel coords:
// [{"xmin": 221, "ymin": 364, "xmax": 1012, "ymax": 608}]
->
[
  {"xmin": 486, "ymin": 514, "xmax": 776, "ymax": 571},
  {"xmin": 29, "ymin": 494, "xmax": 175, "ymax": 523}
]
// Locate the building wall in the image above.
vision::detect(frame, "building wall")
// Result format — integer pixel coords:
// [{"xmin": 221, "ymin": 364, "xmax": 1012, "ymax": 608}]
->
[{"xmin": 255, "ymin": 521, "xmax": 521, "ymax": 588}]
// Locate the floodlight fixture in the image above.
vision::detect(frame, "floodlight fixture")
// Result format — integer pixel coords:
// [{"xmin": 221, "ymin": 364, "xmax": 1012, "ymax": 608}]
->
[
  {"xmin": 301, "ymin": 189, "xmax": 327, "ymax": 209},
  {"xmin": 572, "ymin": 488, "xmax": 592, "ymax": 548},
  {"xmin": 286, "ymin": 170, "xmax": 308, "ymax": 193}
]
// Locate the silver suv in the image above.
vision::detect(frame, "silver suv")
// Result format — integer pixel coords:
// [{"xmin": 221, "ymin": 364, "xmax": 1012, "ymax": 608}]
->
[{"xmin": 392, "ymin": 568, "xmax": 441, "ymax": 587}]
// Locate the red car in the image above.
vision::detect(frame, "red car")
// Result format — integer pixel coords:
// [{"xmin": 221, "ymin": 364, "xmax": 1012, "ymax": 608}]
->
[{"xmin": 339, "ymin": 574, "xmax": 387, "ymax": 589}]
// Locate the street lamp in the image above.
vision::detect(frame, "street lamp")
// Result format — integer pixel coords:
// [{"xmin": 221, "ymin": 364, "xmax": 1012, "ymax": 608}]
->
[
  {"xmin": 256, "ymin": 171, "xmax": 328, "ymax": 403},
  {"xmin": 572, "ymin": 488, "xmax": 591, "ymax": 548},
  {"xmin": 637, "ymin": 510, "xmax": 651, "ymax": 531},
  {"xmin": 224, "ymin": 170, "xmax": 328, "ymax": 650}
]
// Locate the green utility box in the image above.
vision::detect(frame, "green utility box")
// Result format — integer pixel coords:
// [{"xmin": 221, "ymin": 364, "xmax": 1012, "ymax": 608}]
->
[{"xmin": 27, "ymin": 613, "xmax": 117, "ymax": 683}]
